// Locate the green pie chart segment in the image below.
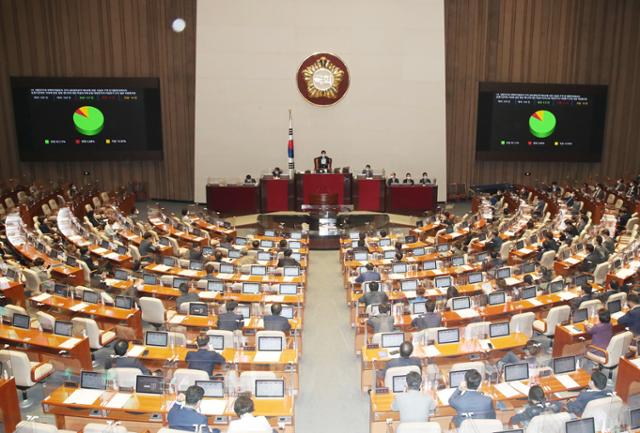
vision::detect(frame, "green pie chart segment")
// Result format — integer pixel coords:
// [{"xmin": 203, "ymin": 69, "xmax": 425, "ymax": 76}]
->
[
  {"xmin": 529, "ymin": 110, "xmax": 556, "ymax": 139},
  {"xmin": 73, "ymin": 106, "xmax": 104, "ymax": 136}
]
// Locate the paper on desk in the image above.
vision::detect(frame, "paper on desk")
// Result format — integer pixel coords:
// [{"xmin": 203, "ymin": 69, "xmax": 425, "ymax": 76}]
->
[
  {"xmin": 565, "ymin": 325, "xmax": 583, "ymax": 335},
  {"xmin": 631, "ymin": 358, "xmax": 640, "ymax": 368},
  {"xmin": 199, "ymin": 399, "xmax": 228, "ymax": 415},
  {"xmin": 64, "ymin": 388, "xmax": 104, "ymax": 405},
  {"xmin": 403, "ymin": 291, "xmax": 417, "ymax": 299},
  {"xmin": 126, "ymin": 345, "xmax": 145, "ymax": 357},
  {"xmin": 253, "ymin": 351, "xmax": 282, "ymax": 363},
  {"xmin": 282, "ymin": 276, "xmax": 294, "ymax": 283},
  {"xmin": 106, "ymin": 253, "xmax": 121, "ymax": 260},
  {"xmin": 93, "ymin": 247, "xmax": 108, "ymax": 254},
  {"xmin": 425, "ymin": 289, "xmax": 440, "ymax": 297},
  {"xmin": 104, "ymin": 393, "xmax": 131, "ymax": 409},
  {"xmin": 455, "ymin": 309, "xmax": 479, "ymax": 319},
  {"xmin": 240, "ymin": 275, "xmax": 251, "ymax": 281},
  {"xmin": 611, "ymin": 311, "xmax": 625, "ymax": 321},
  {"xmin": 510, "ymin": 381, "xmax": 530, "ymax": 395},
  {"xmin": 265, "ymin": 295, "xmax": 285, "ymax": 303},
  {"xmin": 478, "ymin": 339, "xmax": 492, "ymax": 351},
  {"xmin": 431, "ymin": 269, "xmax": 444, "ymax": 276},
  {"xmin": 423, "ymin": 346, "xmax": 441, "ymax": 357},
  {"xmin": 495, "ymin": 382, "xmax": 520, "ymax": 398},
  {"xmin": 504, "ymin": 277, "xmax": 520, "ymax": 286},
  {"xmin": 32, "ymin": 293, "xmax": 52, "ymax": 303},
  {"xmin": 0, "ymin": 278, "xmax": 9, "ymax": 289},
  {"xmin": 180, "ymin": 270, "xmax": 201, "ymax": 277},
  {"xmin": 437, "ymin": 387, "xmax": 457, "ymax": 405},
  {"xmin": 555, "ymin": 374, "xmax": 580, "ymax": 389},
  {"xmin": 565, "ymin": 258, "xmax": 580, "ymax": 265},
  {"xmin": 504, "ymin": 231, "xmax": 514, "ymax": 237},
  {"xmin": 558, "ymin": 292, "xmax": 577, "ymax": 301},
  {"xmin": 520, "ymin": 248, "xmax": 534, "ymax": 254},
  {"xmin": 59, "ymin": 337, "xmax": 82, "ymax": 349},
  {"xmin": 152, "ymin": 264, "xmax": 170, "ymax": 272},
  {"xmin": 527, "ymin": 299, "xmax": 543, "ymax": 307},
  {"xmin": 70, "ymin": 302, "xmax": 89, "ymax": 312},
  {"xmin": 387, "ymin": 273, "xmax": 405, "ymax": 279},
  {"xmin": 217, "ymin": 273, "xmax": 234, "ymax": 280},
  {"xmin": 170, "ymin": 315, "xmax": 185, "ymax": 324}
]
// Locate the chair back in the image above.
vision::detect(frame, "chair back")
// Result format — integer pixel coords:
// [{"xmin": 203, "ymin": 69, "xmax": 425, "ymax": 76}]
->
[
  {"xmin": 22, "ymin": 269, "xmax": 42, "ymax": 292},
  {"xmin": 396, "ymin": 422, "xmax": 442, "ymax": 433},
  {"xmin": 48, "ymin": 198, "xmax": 59, "ymax": 211},
  {"xmin": 593, "ymin": 262, "xmax": 610, "ymax": 285},
  {"xmin": 76, "ymin": 260, "xmax": 91, "ymax": 284},
  {"xmin": 0, "ymin": 349, "xmax": 36, "ymax": 387},
  {"xmin": 71, "ymin": 317, "xmax": 102, "ymax": 349},
  {"xmin": 128, "ymin": 245, "xmax": 141, "ymax": 262},
  {"xmin": 510, "ymin": 312, "xmax": 536, "ymax": 338},
  {"xmin": 41, "ymin": 204, "xmax": 52, "ymax": 217},
  {"xmin": 578, "ymin": 299, "xmax": 603, "ymax": 316},
  {"xmin": 582, "ymin": 395, "xmax": 624, "ymax": 432},
  {"xmin": 139, "ymin": 297, "xmax": 166, "ymax": 325},
  {"xmin": 450, "ymin": 361, "xmax": 485, "ymax": 381},
  {"xmin": 464, "ymin": 322, "xmax": 489, "ymax": 340},
  {"xmin": 206, "ymin": 330, "xmax": 235, "ymax": 349},
  {"xmin": 16, "ymin": 421, "xmax": 59, "ymax": 433},
  {"xmin": 459, "ymin": 419, "xmax": 503, "ymax": 433},
  {"xmin": 92, "ymin": 197, "xmax": 102, "ymax": 209},
  {"xmin": 525, "ymin": 412, "xmax": 571, "ymax": 433},
  {"xmin": 545, "ymin": 305, "xmax": 571, "ymax": 335},
  {"xmin": 499, "ymin": 241, "xmax": 514, "ymax": 261},
  {"xmin": 603, "ymin": 331, "xmax": 633, "ymax": 368},
  {"xmin": 256, "ymin": 330, "xmax": 286, "ymax": 351},
  {"xmin": 172, "ymin": 368, "xmax": 210, "ymax": 391},
  {"xmin": 606, "ymin": 292, "xmax": 627, "ymax": 308},
  {"xmin": 4, "ymin": 304, "xmax": 28, "ymax": 322},
  {"xmin": 238, "ymin": 371, "xmax": 277, "ymax": 394},
  {"xmin": 36, "ymin": 311, "xmax": 56, "ymax": 332},
  {"xmin": 109, "ymin": 367, "xmax": 143, "ymax": 389},
  {"xmin": 84, "ymin": 423, "xmax": 128, "ymax": 433},
  {"xmin": 168, "ymin": 332, "xmax": 187, "ymax": 347},
  {"xmin": 383, "ymin": 365, "xmax": 421, "ymax": 390},
  {"xmin": 100, "ymin": 192, "xmax": 110, "ymax": 203}
]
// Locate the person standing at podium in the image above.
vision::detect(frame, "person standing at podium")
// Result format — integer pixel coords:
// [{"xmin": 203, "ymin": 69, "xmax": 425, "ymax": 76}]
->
[
  {"xmin": 314, "ymin": 150, "xmax": 332, "ymax": 173},
  {"xmin": 387, "ymin": 172, "xmax": 400, "ymax": 186},
  {"xmin": 419, "ymin": 172, "xmax": 432, "ymax": 184}
]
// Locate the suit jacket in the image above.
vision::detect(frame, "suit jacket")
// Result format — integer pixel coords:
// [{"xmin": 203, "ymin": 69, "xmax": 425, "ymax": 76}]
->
[
  {"xmin": 602, "ymin": 237, "xmax": 615, "ymax": 254},
  {"xmin": 411, "ymin": 312, "xmax": 442, "ymax": 330},
  {"xmin": 217, "ymin": 311, "xmax": 244, "ymax": 331},
  {"xmin": 567, "ymin": 389, "xmax": 609, "ymax": 416},
  {"xmin": 384, "ymin": 356, "xmax": 422, "ymax": 377},
  {"xmin": 263, "ymin": 315, "xmax": 291, "ymax": 333},
  {"xmin": 107, "ymin": 356, "xmax": 151, "ymax": 375},
  {"xmin": 167, "ymin": 404, "xmax": 211, "ymax": 432},
  {"xmin": 387, "ymin": 178, "xmax": 399, "ymax": 186},
  {"xmin": 510, "ymin": 402, "xmax": 562, "ymax": 426},
  {"xmin": 579, "ymin": 252, "xmax": 603, "ymax": 273},
  {"xmin": 185, "ymin": 348, "xmax": 225, "ymax": 375},
  {"xmin": 314, "ymin": 156, "xmax": 332, "ymax": 172},
  {"xmin": 403, "ymin": 179, "xmax": 415, "ymax": 185},
  {"xmin": 618, "ymin": 306, "xmax": 640, "ymax": 335},
  {"xmin": 355, "ymin": 271, "xmax": 381, "ymax": 283},
  {"xmin": 359, "ymin": 291, "xmax": 389, "ymax": 307},
  {"xmin": 367, "ymin": 315, "xmax": 396, "ymax": 333},
  {"xmin": 487, "ymin": 236, "xmax": 503, "ymax": 253},
  {"xmin": 448, "ymin": 389, "xmax": 496, "ymax": 427},
  {"xmin": 419, "ymin": 178, "xmax": 432, "ymax": 185},
  {"xmin": 392, "ymin": 389, "xmax": 436, "ymax": 423},
  {"xmin": 277, "ymin": 257, "xmax": 300, "ymax": 268}
]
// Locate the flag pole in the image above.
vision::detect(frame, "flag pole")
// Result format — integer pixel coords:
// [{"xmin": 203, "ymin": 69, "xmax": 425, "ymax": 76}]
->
[{"xmin": 288, "ymin": 109, "xmax": 295, "ymax": 178}]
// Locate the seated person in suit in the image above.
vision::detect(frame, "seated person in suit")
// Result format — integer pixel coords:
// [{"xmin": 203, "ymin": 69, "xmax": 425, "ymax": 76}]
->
[
  {"xmin": 236, "ymin": 250, "xmax": 256, "ymax": 266},
  {"xmin": 411, "ymin": 299, "xmax": 442, "ymax": 330},
  {"xmin": 419, "ymin": 172, "xmax": 432, "ymax": 185},
  {"xmin": 444, "ymin": 286, "xmax": 460, "ymax": 311},
  {"xmin": 277, "ymin": 239, "xmax": 288, "ymax": 252},
  {"xmin": 272, "ymin": 167, "xmax": 282, "ymax": 178},
  {"xmin": 314, "ymin": 150, "xmax": 332, "ymax": 173},
  {"xmin": 618, "ymin": 293, "xmax": 640, "ymax": 335},
  {"xmin": 486, "ymin": 231, "xmax": 503, "ymax": 254},
  {"xmin": 359, "ymin": 281, "xmax": 389, "ymax": 307},
  {"xmin": 567, "ymin": 371, "xmax": 610, "ymax": 416},
  {"xmin": 185, "ymin": 335, "xmax": 225, "ymax": 377},
  {"xmin": 391, "ymin": 371, "xmax": 436, "ymax": 423},
  {"xmin": 79, "ymin": 246, "xmax": 99, "ymax": 271},
  {"xmin": 138, "ymin": 232, "xmax": 158, "ymax": 259},
  {"xmin": 263, "ymin": 303, "xmax": 291, "ymax": 333},
  {"xmin": 387, "ymin": 172, "xmax": 400, "ymax": 186},
  {"xmin": 189, "ymin": 244, "xmax": 203, "ymax": 261},
  {"xmin": 217, "ymin": 300, "xmax": 244, "ymax": 331},
  {"xmin": 402, "ymin": 173, "xmax": 415, "ymax": 185},
  {"xmin": 367, "ymin": 303, "xmax": 396, "ymax": 333},
  {"xmin": 585, "ymin": 309, "xmax": 613, "ymax": 352},
  {"xmin": 600, "ymin": 229, "xmax": 615, "ymax": 254},
  {"xmin": 244, "ymin": 174, "xmax": 256, "ymax": 184},
  {"xmin": 168, "ymin": 385, "xmax": 219, "ymax": 432},
  {"xmin": 362, "ymin": 164, "xmax": 374, "ymax": 178},
  {"xmin": 570, "ymin": 283, "xmax": 594, "ymax": 311},
  {"xmin": 176, "ymin": 283, "xmax": 200, "ymax": 311},
  {"xmin": 594, "ymin": 235, "xmax": 610, "ymax": 261},
  {"xmin": 277, "ymin": 249, "xmax": 300, "ymax": 267},
  {"xmin": 509, "ymin": 385, "xmax": 562, "ymax": 427},
  {"xmin": 355, "ymin": 263, "xmax": 381, "ymax": 283},
  {"xmin": 106, "ymin": 339, "xmax": 151, "ymax": 375},
  {"xmin": 352, "ymin": 239, "xmax": 370, "ymax": 254},
  {"xmin": 384, "ymin": 341, "xmax": 422, "ymax": 378},
  {"xmin": 578, "ymin": 244, "xmax": 603, "ymax": 273},
  {"xmin": 227, "ymin": 395, "xmax": 273, "ymax": 433},
  {"xmin": 597, "ymin": 280, "xmax": 619, "ymax": 303},
  {"xmin": 448, "ymin": 369, "xmax": 496, "ymax": 427}
]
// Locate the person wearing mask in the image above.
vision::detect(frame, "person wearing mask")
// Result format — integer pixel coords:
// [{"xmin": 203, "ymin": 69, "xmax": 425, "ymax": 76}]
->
[
  {"xmin": 618, "ymin": 294, "xmax": 640, "ymax": 335},
  {"xmin": 185, "ymin": 335, "xmax": 226, "ymax": 377},
  {"xmin": 403, "ymin": 173, "xmax": 415, "ymax": 185},
  {"xmin": 566, "ymin": 371, "xmax": 610, "ymax": 416},
  {"xmin": 271, "ymin": 167, "xmax": 282, "ymax": 178},
  {"xmin": 314, "ymin": 150, "xmax": 332, "ymax": 173},
  {"xmin": 362, "ymin": 164, "xmax": 374, "ymax": 178},
  {"xmin": 411, "ymin": 299, "xmax": 442, "ymax": 330},
  {"xmin": 448, "ymin": 369, "xmax": 496, "ymax": 427},
  {"xmin": 244, "ymin": 174, "xmax": 256, "ymax": 184},
  {"xmin": 578, "ymin": 244, "xmax": 604, "ymax": 273},
  {"xmin": 106, "ymin": 339, "xmax": 151, "ymax": 375},
  {"xmin": 167, "ymin": 385, "xmax": 217, "ymax": 432},
  {"xmin": 367, "ymin": 303, "xmax": 396, "ymax": 333},
  {"xmin": 419, "ymin": 172, "xmax": 432, "ymax": 185},
  {"xmin": 510, "ymin": 385, "xmax": 561, "ymax": 426},
  {"xmin": 358, "ymin": 281, "xmax": 389, "ymax": 307},
  {"xmin": 263, "ymin": 303, "xmax": 291, "ymax": 333},
  {"xmin": 355, "ymin": 263, "xmax": 381, "ymax": 283},
  {"xmin": 176, "ymin": 283, "xmax": 199, "ymax": 311},
  {"xmin": 277, "ymin": 249, "xmax": 300, "ymax": 267},
  {"xmin": 217, "ymin": 301, "xmax": 244, "ymax": 331},
  {"xmin": 387, "ymin": 172, "xmax": 400, "ymax": 186},
  {"xmin": 391, "ymin": 371, "xmax": 436, "ymax": 422},
  {"xmin": 227, "ymin": 396, "xmax": 272, "ymax": 433}
]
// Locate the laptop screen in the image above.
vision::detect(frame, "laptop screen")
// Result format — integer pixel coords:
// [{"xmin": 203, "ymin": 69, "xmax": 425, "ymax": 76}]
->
[
  {"xmin": 220, "ymin": 263, "xmax": 234, "ymax": 274},
  {"xmin": 264, "ymin": 230, "xmax": 275, "ymax": 237},
  {"xmin": 251, "ymin": 265, "xmax": 267, "ymax": 276},
  {"xmin": 573, "ymin": 308, "xmax": 588, "ymax": 323},
  {"xmin": 235, "ymin": 237, "xmax": 247, "ymax": 246},
  {"xmin": 189, "ymin": 261, "xmax": 204, "ymax": 271},
  {"xmin": 228, "ymin": 250, "xmax": 242, "ymax": 259},
  {"xmin": 392, "ymin": 263, "xmax": 408, "ymax": 274},
  {"xmin": 392, "ymin": 375, "xmax": 407, "ymax": 393},
  {"xmin": 279, "ymin": 284, "xmax": 297, "ymax": 295},
  {"xmin": 280, "ymin": 305, "xmax": 294, "ymax": 320},
  {"xmin": 257, "ymin": 252, "xmax": 272, "ymax": 262},
  {"xmin": 172, "ymin": 277, "xmax": 188, "ymax": 289},
  {"xmin": 115, "ymin": 295, "xmax": 133, "ymax": 309},
  {"xmin": 290, "ymin": 232, "xmax": 302, "ymax": 240},
  {"xmin": 189, "ymin": 303, "xmax": 208, "ymax": 316},
  {"xmin": 143, "ymin": 274, "xmax": 158, "ymax": 285},
  {"xmin": 258, "ymin": 336, "xmax": 283, "ymax": 352},
  {"xmin": 236, "ymin": 304, "xmax": 250, "ymax": 319},
  {"xmin": 437, "ymin": 244, "xmax": 449, "ymax": 253},
  {"xmin": 54, "ymin": 284, "xmax": 70, "ymax": 297},
  {"xmin": 405, "ymin": 235, "xmax": 417, "ymax": 244},
  {"xmin": 81, "ymin": 371, "xmax": 106, "ymax": 390},
  {"xmin": 548, "ymin": 280, "xmax": 564, "ymax": 293},
  {"xmin": 208, "ymin": 335, "xmax": 225, "ymax": 350},
  {"xmin": 630, "ymin": 408, "xmax": 640, "ymax": 430},
  {"xmin": 54, "ymin": 320, "xmax": 73, "ymax": 336},
  {"xmin": 349, "ymin": 232, "xmax": 359, "ymax": 240},
  {"xmin": 449, "ymin": 369, "xmax": 469, "ymax": 388},
  {"xmin": 259, "ymin": 240, "xmax": 274, "ymax": 248},
  {"xmin": 412, "ymin": 247, "xmax": 425, "ymax": 257},
  {"xmin": 381, "ymin": 332, "xmax": 405, "ymax": 348},
  {"xmin": 195, "ymin": 380, "xmax": 224, "ymax": 398},
  {"xmin": 145, "ymin": 331, "xmax": 168, "ymax": 347},
  {"xmin": 521, "ymin": 262, "xmax": 536, "ymax": 274},
  {"xmin": 114, "ymin": 269, "xmax": 129, "ymax": 281},
  {"xmin": 66, "ymin": 256, "xmax": 78, "ymax": 267},
  {"xmin": 452, "ymin": 297, "xmax": 471, "ymax": 310},
  {"xmin": 136, "ymin": 375, "xmax": 164, "ymax": 395},
  {"xmin": 437, "ymin": 328, "xmax": 460, "ymax": 344},
  {"xmin": 565, "ymin": 418, "xmax": 595, "ymax": 433},
  {"xmin": 451, "ymin": 256, "xmax": 465, "ymax": 266},
  {"xmin": 354, "ymin": 252, "xmax": 368, "ymax": 262},
  {"xmin": 468, "ymin": 272, "xmax": 483, "ymax": 284},
  {"xmin": 242, "ymin": 282, "xmax": 260, "ymax": 294},
  {"xmin": 207, "ymin": 280, "xmax": 224, "ymax": 292},
  {"xmin": 412, "ymin": 302, "xmax": 427, "ymax": 315},
  {"xmin": 255, "ymin": 379, "xmax": 285, "ymax": 398},
  {"xmin": 435, "ymin": 276, "xmax": 452, "ymax": 289},
  {"xmin": 607, "ymin": 299, "xmax": 622, "ymax": 314},
  {"xmin": 163, "ymin": 256, "xmax": 177, "ymax": 267},
  {"xmin": 423, "ymin": 260, "xmax": 437, "ymax": 271},
  {"xmin": 497, "ymin": 267, "xmax": 511, "ymax": 279},
  {"xmin": 283, "ymin": 266, "xmax": 300, "ymax": 277},
  {"xmin": 488, "ymin": 291, "xmax": 506, "ymax": 305},
  {"xmin": 401, "ymin": 280, "xmax": 418, "ymax": 292},
  {"xmin": 490, "ymin": 322, "xmax": 510, "ymax": 338},
  {"xmin": 82, "ymin": 290, "xmax": 100, "ymax": 304},
  {"xmin": 383, "ymin": 250, "xmax": 396, "ymax": 259},
  {"xmin": 379, "ymin": 238, "xmax": 391, "ymax": 247},
  {"xmin": 289, "ymin": 241, "xmax": 302, "ymax": 250},
  {"xmin": 521, "ymin": 286, "xmax": 537, "ymax": 300},
  {"xmin": 553, "ymin": 356, "xmax": 576, "ymax": 375},
  {"xmin": 504, "ymin": 362, "xmax": 529, "ymax": 382}
]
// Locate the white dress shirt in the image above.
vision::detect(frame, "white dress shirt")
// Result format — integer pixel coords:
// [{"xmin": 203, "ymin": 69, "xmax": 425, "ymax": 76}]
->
[{"xmin": 227, "ymin": 413, "xmax": 272, "ymax": 433}]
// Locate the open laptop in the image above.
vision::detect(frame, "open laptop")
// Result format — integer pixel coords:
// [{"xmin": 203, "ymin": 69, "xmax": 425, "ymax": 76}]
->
[
  {"xmin": 195, "ymin": 380, "xmax": 225, "ymax": 398},
  {"xmin": 380, "ymin": 332, "xmax": 404, "ymax": 349},
  {"xmin": 255, "ymin": 379, "xmax": 285, "ymax": 399},
  {"xmin": 504, "ymin": 362, "xmax": 529, "ymax": 382},
  {"xmin": 135, "ymin": 375, "xmax": 164, "ymax": 395}
]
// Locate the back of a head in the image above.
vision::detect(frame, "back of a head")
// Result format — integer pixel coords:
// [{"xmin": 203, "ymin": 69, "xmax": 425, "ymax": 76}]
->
[
  {"xmin": 359, "ymin": 232, "xmax": 366, "ymax": 241},
  {"xmin": 179, "ymin": 282, "xmax": 189, "ymax": 294},
  {"xmin": 271, "ymin": 303, "xmax": 282, "ymax": 316},
  {"xmin": 378, "ymin": 303, "xmax": 390, "ymax": 315},
  {"xmin": 416, "ymin": 287, "xmax": 426, "ymax": 297},
  {"xmin": 369, "ymin": 281, "xmax": 379, "ymax": 292},
  {"xmin": 465, "ymin": 369, "xmax": 482, "ymax": 390},
  {"xmin": 426, "ymin": 299, "xmax": 436, "ymax": 313},
  {"xmin": 357, "ymin": 240, "xmax": 365, "ymax": 248},
  {"xmin": 279, "ymin": 239, "xmax": 287, "ymax": 248},
  {"xmin": 226, "ymin": 300, "xmax": 238, "ymax": 312},
  {"xmin": 379, "ymin": 230, "xmax": 388, "ymax": 238},
  {"xmin": 234, "ymin": 395, "xmax": 254, "ymax": 416},
  {"xmin": 582, "ymin": 284, "xmax": 593, "ymax": 295},
  {"xmin": 114, "ymin": 339, "xmax": 129, "ymax": 356},
  {"xmin": 586, "ymin": 244, "xmax": 595, "ymax": 253},
  {"xmin": 598, "ymin": 309, "xmax": 611, "ymax": 324},
  {"xmin": 399, "ymin": 341, "xmax": 413, "ymax": 358},
  {"xmin": 405, "ymin": 371, "xmax": 422, "ymax": 390},
  {"xmin": 284, "ymin": 248, "xmax": 292, "ymax": 257},
  {"xmin": 591, "ymin": 371, "xmax": 607, "ymax": 390},
  {"xmin": 528, "ymin": 385, "xmax": 546, "ymax": 405},
  {"xmin": 447, "ymin": 286, "xmax": 459, "ymax": 299},
  {"xmin": 609, "ymin": 280, "xmax": 619, "ymax": 292},
  {"xmin": 252, "ymin": 240, "xmax": 260, "ymax": 248},
  {"xmin": 196, "ymin": 334, "xmax": 209, "ymax": 348},
  {"xmin": 628, "ymin": 293, "xmax": 639, "ymax": 305},
  {"xmin": 185, "ymin": 385, "xmax": 204, "ymax": 406},
  {"xmin": 181, "ymin": 208, "xmax": 188, "ymax": 216},
  {"xmin": 523, "ymin": 274, "xmax": 534, "ymax": 285},
  {"xmin": 34, "ymin": 257, "xmax": 45, "ymax": 267},
  {"xmin": 366, "ymin": 263, "xmax": 374, "ymax": 271}
]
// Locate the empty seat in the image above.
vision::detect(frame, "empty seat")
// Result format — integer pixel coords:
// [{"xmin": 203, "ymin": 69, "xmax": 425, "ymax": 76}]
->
[
  {"xmin": 0, "ymin": 349, "xmax": 54, "ymax": 408},
  {"xmin": 533, "ymin": 305, "xmax": 570, "ymax": 337}
]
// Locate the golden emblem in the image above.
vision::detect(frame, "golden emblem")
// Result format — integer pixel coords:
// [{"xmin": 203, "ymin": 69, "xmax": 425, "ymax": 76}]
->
[{"xmin": 301, "ymin": 56, "xmax": 345, "ymax": 99}]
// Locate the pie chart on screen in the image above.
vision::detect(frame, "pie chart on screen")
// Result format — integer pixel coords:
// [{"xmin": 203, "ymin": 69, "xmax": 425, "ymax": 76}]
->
[
  {"xmin": 529, "ymin": 110, "xmax": 556, "ymax": 139},
  {"xmin": 73, "ymin": 106, "xmax": 104, "ymax": 136}
]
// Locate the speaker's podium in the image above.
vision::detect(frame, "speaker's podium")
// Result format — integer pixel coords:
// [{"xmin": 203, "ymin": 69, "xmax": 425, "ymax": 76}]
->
[{"xmin": 260, "ymin": 175, "xmax": 295, "ymax": 212}]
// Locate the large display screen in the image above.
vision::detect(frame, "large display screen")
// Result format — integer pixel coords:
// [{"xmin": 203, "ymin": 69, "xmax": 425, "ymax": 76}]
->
[
  {"xmin": 11, "ymin": 77, "xmax": 163, "ymax": 161},
  {"xmin": 475, "ymin": 82, "xmax": 607, "ymax": 162}
]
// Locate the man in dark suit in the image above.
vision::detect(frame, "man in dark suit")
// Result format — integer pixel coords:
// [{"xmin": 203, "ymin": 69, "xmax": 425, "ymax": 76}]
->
[
  {"xmin": 359, "ymin": 281, "xmax": 389, "ymax": 307},
  {"xmin": 570, "ymin": 284, "xmax": 595, "ymax": 311},
  {"xmin": 176, "ymin": 283, "xmax": 200, "ymax": 311},
  {"xmin": 367, "ymin": 303, "xmax": 396, "ymax": 333},
  {"xmin": 167, "ymin": 385, "xmax": 219, "ymax": 432},
  {"xmin": 106, "ymin": 339, "xmax": 151, "ymax": 375},
  {"xmin": 217, "ymin": 301, "xmax": 244, "ymax": 331},
  {"xmin": 185, "ymin": 335, "xmax": 226, "ymax": 377},
  {"xmin": 263, "ymin": 303, "xmax": 291, "ymax": 333},
  {"xmin": 486, "ymin": 231, "xmax": 503, "ymax": 254},
  {"xmin": 419, "ymin": 172, "xmax": 432, "ymax": 185},
  {"xmin": 448, "ymin": 369, "xmax": 496, "ymax": 427},
  {"xmin": 567, "ymin": 371, "xmax": 610, "ymax": 416},
  {"xmin": 578, "ymin": 244, "xmax": 604, "ymax": 273},
  {"xmin": 383, "ymin": 341, "xmax": 422, "ymax": 377},
  {"xmin": 411, "ymin": 299, "xmax": 442, "ymax": 330},
  {"xmin": 276, "ymin": 249, "xmax": 300, "ymax": 267},
  {"xmin": 79, "ymin": 246, "xmax": 99, "ymax": 272},
  {"xmin": 314, "ymin": 150, "xmax": 332, "ymax": 173},
  {"xmin": 402, "ymin": 173, "xmax": 415, "ymax": 185},
  {"xmin": 618, "ymin": 294, "xmax": 640, "ymax": 335},
  {"xmin": 600, "ymin": 230, "xmax": 615, "ymax": 254},
  {"xmin": 387, "ymin": 173, "xmax": 400, "ymax": 186},
  {"xmin": 355, "ymin": 263, "xmax": 381, "ymax": 283}
]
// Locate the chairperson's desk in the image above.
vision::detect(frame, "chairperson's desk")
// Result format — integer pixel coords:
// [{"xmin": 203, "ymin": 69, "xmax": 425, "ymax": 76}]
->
[
  {"xmin": 43, "ymin": 386, "xmax": 295, "ymax": 433},
  {"xmin": 386, "ymin": 184, "xmax": 438, "ymax": 214}
]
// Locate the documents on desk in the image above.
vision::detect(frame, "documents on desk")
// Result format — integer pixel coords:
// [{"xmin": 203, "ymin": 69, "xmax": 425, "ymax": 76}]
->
[
  {"xmin": 437, "ymin": 387, "xmax": 456, "ymax": 404},
  {"xmin": 0, "ymin": 278, "xmax": 9, "ymax": 289},
  {"xmin": 152, "ymin": 264, "xmax": 171, "ymax": 272},
  {"xmin": 217, "ymin": 273, "xmax": 234, "ymax": 280},
  {"xmin": 510, "ymin": 381, "xmax": 530, "ymax": 395},
  {"xmin": 555, "ymin": 374, "xmax": 580, "ymax": 389},
  {"xmin": 106, "ymin": 253, "xmax": 121, "ymax": 260},
  {"xmin": 564, "ymin": 258, "xmax": 580, "ymax": 265},
  {"xmin": 58, "ymin": 337, "xmax": 82, "ymax": 350},
  {"xmin": 104, "ymin": 393, "xmax": 131, "ymax": 409},
  {"xmin": 93, "ymin": 247, "xmax": 109, "ymax": 255},
  {"xmin": 558, "ymin": 291, "xmax": 577, "ymax": 301},
  {"xmin": 180, "ymin": 270, "xmax": 201, "ymax": 277},
  {"xmin": 64, "ymin": 388, "xmax": 104, "ymax": 405},
  {"xmin": 456, "ymin": 309, "xmax": 479, "ymax": 319},
  {"xmin": 423, "ymin": 346, "xmax": 441, "ymax": 357},
  {"xmin": 240, "ymin": 275, "xmax": 251, "ymax": 281},
  {"xmin": 527, "ymin": 299, "xmax": 543, "ymax": 307},
  {"xmin": 494, "ymin": 382, "xmax": 521, "ymax": 398},
  {"xmin": 253, "ymin": 351, "xmax": 282, "ymax": 363},
  {"xmin": 32, "ymin": 293, "xmax": 52, "ymax": 303},
  {"xmin": 504, "ymin": 277, "xmax": 520, "ymax": 286},
  {"xmin": 70, "ymin": 302, "xmax": 89, "ymax": 312},
  {"xmin": 126, "ymin": 345, "xmax": 145, "ymax": 357},
  {"xmin": 612, "ymin": 311, "xmax": 625, "ymax": 320},
  {"xmin": 199, "ymin": 399, "xmax": 229, "ymax": 415},
  {"xmin": 170, "ymin": 315, "xmax": 186, "ymax": 324}
]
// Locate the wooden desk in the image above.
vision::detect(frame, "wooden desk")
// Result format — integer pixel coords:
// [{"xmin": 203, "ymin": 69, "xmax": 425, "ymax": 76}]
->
[
  {"xmin": 0, "ymin": 377, "xmax": 21, "ymax": 433},
  {"xmin": 296, "ymin": 173, "xmax": 352, "ymax": 209},
  {"xmin": 118, "ymin": 230, "xmax": 173, "ymax": 256},
  {"xmin": 30, "ymin": 293, "xmax": 143, "ymax": 340},
  {"xmin": 14, "ymin": 243, "xmax": 83, "ymax": 286},
  {"xmin": 386, "ymin": 184, "xmax": 438, "ymax": 214},
  {"xmin": 148, "ymin": 218, "xmax": 209, "ymax": 247},
  {"xmin": 554, "ymin": 253, "xmax": 588, "ymax": 277},
  {"xmin": 615, "ymin": 357, "xmax": 640, "ymax": 402},
  {"xmin": 43, "ymin": 386, "xmax": 295, "ymax": 433},
  {"xmin": 0, "ymin": 279, "xmax": 26, "ymax": 307},
  {"xmin": 88, "ymin": 245, "xmax": 133, "ymax": 269},
  {"xmin": 192, "ymin": 217, "xmax": 237, "ymax": 240},
  {"xmin": 206, "ymin": 184, "xmax": 260, "ymax": 216},
  {"xmin": 0, "ymin": 323, "xmax": 92, "ymax": 372},
  {"xmin": 552, "ymin": 319, "xmax": 624, "ymax": 357}
]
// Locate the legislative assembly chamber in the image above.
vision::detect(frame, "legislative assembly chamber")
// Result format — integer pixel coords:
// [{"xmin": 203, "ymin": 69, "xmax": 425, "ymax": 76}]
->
[{"xmin": 0, "ymin": 1, "xmax": 640, "ymax": 433}]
